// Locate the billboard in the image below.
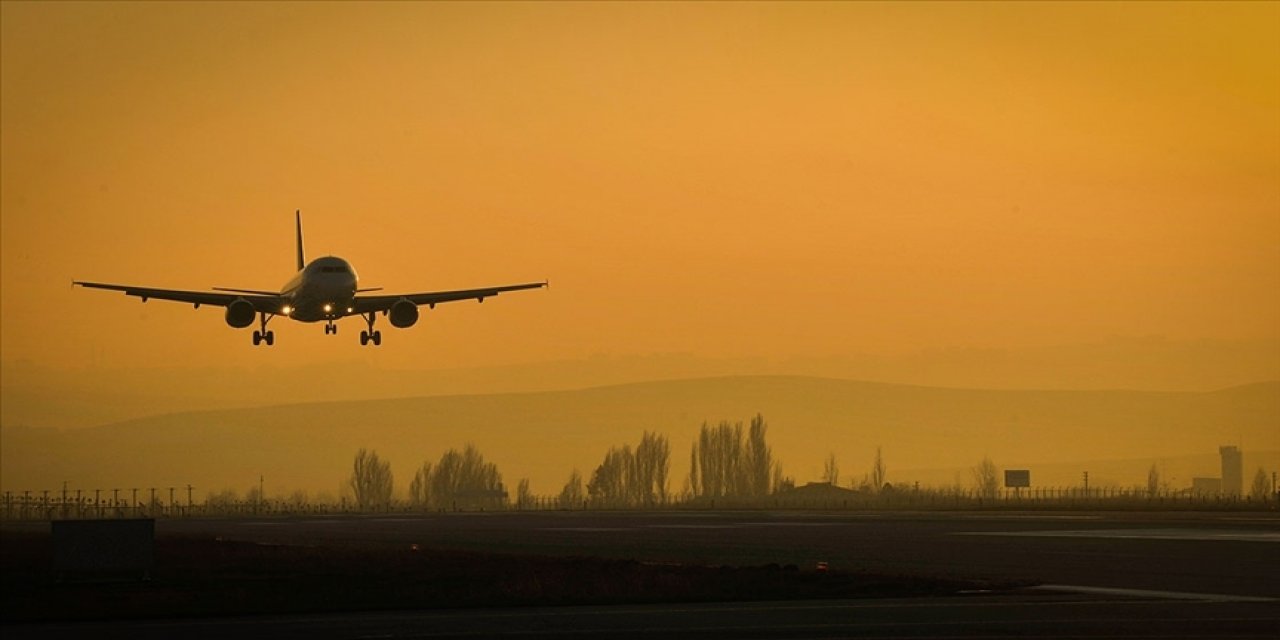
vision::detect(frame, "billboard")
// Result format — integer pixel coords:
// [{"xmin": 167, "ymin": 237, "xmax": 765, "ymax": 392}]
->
[{"xmin": 1004, "ymin": 469, "xmax": 1031, "ymax": 488}]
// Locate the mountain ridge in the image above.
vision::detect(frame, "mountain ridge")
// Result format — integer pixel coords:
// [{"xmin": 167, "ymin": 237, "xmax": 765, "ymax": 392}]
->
[{"xmin": 3, "ymin": 376, "xmax": 1276, "ymax": 497}]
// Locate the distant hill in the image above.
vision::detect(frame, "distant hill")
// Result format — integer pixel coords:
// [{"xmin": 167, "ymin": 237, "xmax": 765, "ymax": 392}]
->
[{"xmin": 2, "ymin": 376, "xmax": 1276, "ymax": 498}]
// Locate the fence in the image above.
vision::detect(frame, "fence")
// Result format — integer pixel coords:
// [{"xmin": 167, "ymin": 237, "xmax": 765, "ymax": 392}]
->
[{"xmin": 2, "ymin": 485, "xmax": 1276, "ymax": 521}]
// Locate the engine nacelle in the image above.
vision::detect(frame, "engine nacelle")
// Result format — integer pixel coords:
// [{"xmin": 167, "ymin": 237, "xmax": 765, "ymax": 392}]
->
[
  {"xmin": 224, "ymin": 298, "xmax": 255, "ymax": 328},
  {"xmin": 389, "ymin": 298, "xmax": 419, "ymax": 328}
]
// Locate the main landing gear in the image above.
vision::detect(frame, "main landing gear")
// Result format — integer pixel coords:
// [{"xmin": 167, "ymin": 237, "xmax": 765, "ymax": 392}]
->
[
  {"xmin": 252, "ymin": 313, "xmax": 275, "ymax": 346},
  {"xmin": 359, "ymin": 312, "xmax": 382, "ymax": 346}
]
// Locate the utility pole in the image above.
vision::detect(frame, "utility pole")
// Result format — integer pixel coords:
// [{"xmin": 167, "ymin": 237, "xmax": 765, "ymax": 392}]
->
[
  {"xmin": 186, "ymin": 484, "xmax": 194, "ymax": 507},
  {"xmin": 94, "ymin": 489, "xmax": 100, "ymax": 517},
  {"xmin": 112, "ymin": 488, "xmax": 119, "ymax": 515},
  {"xmin": 168, "ymin": 487, "xmax": 175, "ymax": 512},
  {"xmin": 132, "ymin": 488, "xmax": 139, "ymax": 516},
  {"xmin": 1083, "ymin": 471, "xmax": 1089, "ymax": 497}
]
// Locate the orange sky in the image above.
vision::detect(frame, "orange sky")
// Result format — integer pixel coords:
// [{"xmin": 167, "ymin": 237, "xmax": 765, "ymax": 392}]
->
[{"xmin": 3, "ymin": 1, "xmax": 1278, "ymax": 374}]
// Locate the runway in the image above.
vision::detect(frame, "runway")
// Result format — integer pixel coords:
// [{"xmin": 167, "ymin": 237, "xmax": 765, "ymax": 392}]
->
[
  {"xmin": 5, "ymin": 510, "xmax": 1278, "ymax": 638},
  {"xmin": 157, "ymin": 509, "xmax": 1280, "ymax": 598},
  {"xmin": 9, "ymin": 594, "xmax": 1278, "ymax": 639}
]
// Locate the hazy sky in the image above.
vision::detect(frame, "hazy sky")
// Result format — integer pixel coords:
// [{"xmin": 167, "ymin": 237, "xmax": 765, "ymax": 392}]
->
[{"xmin": 3, "ymin": 1, "xmax": 1277, "ymax": 374}]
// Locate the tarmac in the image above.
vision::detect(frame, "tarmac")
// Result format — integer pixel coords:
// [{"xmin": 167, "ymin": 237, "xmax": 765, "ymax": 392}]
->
[{"xmin": 6, "ymin": 509, "xmax": 1279, "ymax": 638}]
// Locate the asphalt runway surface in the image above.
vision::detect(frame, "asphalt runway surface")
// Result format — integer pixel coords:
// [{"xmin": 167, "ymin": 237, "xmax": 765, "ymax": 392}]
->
[{"xmin": 7, "ymin": 510, "xmax": 1279, "ymax": 638}]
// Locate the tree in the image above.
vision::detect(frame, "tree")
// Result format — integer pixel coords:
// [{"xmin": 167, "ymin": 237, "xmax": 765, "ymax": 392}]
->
[
  {"xmin": 690, "ymin": 420, "xmax": 744, "ymax": 498},
  {"xmin": 588, "ymin": 445, "xmax": 633, "ymax": 506},
  {"xmin": 823, "ymin": 453, "xmax": 839, "ymax": 486},
  {"xmin": 408, "ymin": 461, "xmax": 433, "ymax": 506},
  {"xmin": 743, "ymin": 414, "xmax": 775, "ymax": 497},
  {"xmin": 634, "ymin": 431, "xmax": 671, "ymax": 505},
  {"xmin": 971, "ymin": 456, "xmax": 999, "ymax": 500},
  {"xmin": 587, "ymin": 432, "xmax": 673, "ymax": 507},
  {"xmin": 286, "ymin": 489, "xmax": 309, "ymax": 507},
  {"xmin": 870, "ymin": 447, "xmax": 886, "ymax": 493},
  {"xmin": 516, "ymin": 478, "xmax": 533, "ymax": 509},
  {"xmin": 426, "ymin": 444, "xmax": 504, "ymax": 510},
  {"xmin": 1250, "ymin": 468, "xmax": 1271, "ymax": 501},
  {"xmin": 349, "ymin": 448, "xmax": 394, "ymax": 509},
  {"xmin": 559, "ymin": 469, "xmax": 584, "ymax": 508},
  {"xmin": 1146, "ymin": 464, "xmax": 1161, "ymax": 498},
  {"xmin": 690, "ymin": 418, "xmax": 778, "ymax": 499}
]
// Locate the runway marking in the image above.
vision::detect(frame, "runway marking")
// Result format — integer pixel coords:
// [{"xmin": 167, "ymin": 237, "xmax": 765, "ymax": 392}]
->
[
  {"xmin": 740, "ymin": 522, "xmax": 845, "ymax": 527},
  {"xmin": 1033, "ymin": 584, "xmax": 1278, "ymax": 603},
  {"xmin": 959, "ymin": 514, "xmax": 1104, "ymax": 520},
  {"xmin": 644, "ymin": 524, "xmax": 743, "ymax": 529},
  {"xmin": 539, "ymin": 527, "xmax": 630, "ymax": 532},
  {"xmin": 955, "ymin": 528, "xmax": 1280, "ymax": 543}
]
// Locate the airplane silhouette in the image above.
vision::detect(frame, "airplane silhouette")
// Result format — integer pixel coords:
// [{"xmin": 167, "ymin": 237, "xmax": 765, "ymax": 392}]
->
[{"xmin": 74, "ymin": 212, "xmax": 546, "ymax": 346}]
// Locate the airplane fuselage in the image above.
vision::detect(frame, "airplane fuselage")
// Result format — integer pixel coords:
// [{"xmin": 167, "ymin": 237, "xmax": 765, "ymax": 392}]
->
[{"xmin": 280, "ymin": 256, "xmax": 358, "ymax": 323}]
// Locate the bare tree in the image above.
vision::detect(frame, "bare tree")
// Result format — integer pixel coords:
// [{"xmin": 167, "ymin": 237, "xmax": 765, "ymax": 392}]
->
[
  {"xmin": 743, "ymin": 414, "xmax": 775, "ymax": 496},
  {"xmin": 1250, "ymin": 468, "xmax": 1271, "ymax": 501},
  {"xmin": 1146, "ymin": 463, "xmax": 1161, "ymax": 498},
  {"xmin": 427, "ymin": 444, "xmax": 503, "ymax": 510},
  {"xmin": 559, "ymin": 469, "xmax": 584, "ymax": 508},
  {"xmin": 823, "ymin": 453, "xmax": 839, "ymax": 486},
  {"xmin": 690, "ymin": 418, "xmax": 777, "ymax": 499},
  {"xmin": 588, "ymin": 445, "xmax": 633, "ymax": 506},
  {"xmin": 971, "ymin": 456, "xmax": 999, "ymax": 500},
  {"xmin": 516, "ymin": 478, "xmax": 532, "ymax": 509},
  {"xmin": 408, "ymin": 461, "xmax": 433, "ymax": 506},
  {"xmin": 870, "ymin": 446, "xmax": 886, "ymax": 493},
  {"xmin": 635, "ymin": 431, "xmax": 671, "ymax": 505},
  {"xmin": 349, "ymin": 448, "xmax": 394, "ymax": 510},
  {"xmin": 287, "ymin": 489, "xmax": 309, "ymax": 507}
]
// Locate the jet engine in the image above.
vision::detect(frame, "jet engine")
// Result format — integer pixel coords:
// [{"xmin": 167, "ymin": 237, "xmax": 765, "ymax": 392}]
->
[
  {"xmin": 225, "ymin": 298, "xmax": 256, "ymax": 328},
  {"xmin": 389, "ymin": 298, "xmax": 419, "ymax": 328}
]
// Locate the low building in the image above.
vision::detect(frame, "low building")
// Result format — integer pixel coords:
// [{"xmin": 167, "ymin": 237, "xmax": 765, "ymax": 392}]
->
[{"xmin": 1191, "ymin": 477, "xmax": 1221, "ymax": 495}]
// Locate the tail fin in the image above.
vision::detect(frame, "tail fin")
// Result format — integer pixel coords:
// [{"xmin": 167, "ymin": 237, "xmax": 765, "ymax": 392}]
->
[{"xmin": 295, "ymin": 209, "xmax": 305, "ymax": 271}]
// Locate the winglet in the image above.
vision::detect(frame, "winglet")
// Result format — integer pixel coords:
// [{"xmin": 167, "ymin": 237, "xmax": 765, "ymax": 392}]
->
[{"xmin": 295, "ymin": 209, "xmax": 305, "ymax": 271}]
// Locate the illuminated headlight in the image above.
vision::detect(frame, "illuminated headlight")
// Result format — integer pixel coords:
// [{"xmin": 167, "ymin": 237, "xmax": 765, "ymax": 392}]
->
[
  {"xmin": 281, "ymin": 305, "xmax": 293, "ymax": 315},
  {"xmin": 323, "ymin": 303, "xmax": 333, "ymax": 313}
]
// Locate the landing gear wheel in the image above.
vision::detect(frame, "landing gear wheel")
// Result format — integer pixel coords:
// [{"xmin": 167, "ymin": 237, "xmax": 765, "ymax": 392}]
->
[
  {"xmin": 359, "ymin": 312, "xmax": 381, "ymax": 347},
  {"xmin": 253, "ymin": 312, "xmax": 276, "ymax": 346}
]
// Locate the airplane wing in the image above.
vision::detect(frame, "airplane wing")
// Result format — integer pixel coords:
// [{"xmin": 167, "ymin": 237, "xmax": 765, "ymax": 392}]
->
[
  {"xmin": 73, "ymin": 281, "xmax": 286, "ymax": 312},
  {"xmin": 353, "ymin": 281, "xmax": 546, "ymax": 314}
]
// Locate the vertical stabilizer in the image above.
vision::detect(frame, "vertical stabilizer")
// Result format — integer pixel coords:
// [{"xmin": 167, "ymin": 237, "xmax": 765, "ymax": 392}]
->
[{"xmin": 295, "ymin": 210, "xmax": 305, "ymax": 271}]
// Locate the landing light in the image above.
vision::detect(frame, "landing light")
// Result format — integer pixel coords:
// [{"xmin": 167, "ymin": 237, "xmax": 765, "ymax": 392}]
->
[
  {"xmin": 281, "ymin": 305, "xmax": 293, "ymax": 315},
  {"xmin": 323, "ymin": 303, "xmax": 333, "ymax": 313},
  {"xmin": 346, "ymin": 307, "xmax": 353, "ymax": 313}
]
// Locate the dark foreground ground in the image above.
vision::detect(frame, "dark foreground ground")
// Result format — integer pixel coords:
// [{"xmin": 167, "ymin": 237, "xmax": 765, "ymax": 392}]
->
[
  {"xmin": 3, "ymin": 510, "xmax": 1278, "ymax": 638},
  {"xmin": 1, "ymin": 532, "xmax": 1006, "ymax": 622}
]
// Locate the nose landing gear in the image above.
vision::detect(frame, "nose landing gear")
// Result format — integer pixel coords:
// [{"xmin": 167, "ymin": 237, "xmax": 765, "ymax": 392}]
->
[
  {"xmin": 359, "ymin": 312, "xmax": 382, "ymax": 346},
  {"xmin": 252, "ymin": 312, "xmax": 275, "ymax": 346},
  {"xmin": 324, "ymin": 321, "xmax": 337, "ymax": 335}
]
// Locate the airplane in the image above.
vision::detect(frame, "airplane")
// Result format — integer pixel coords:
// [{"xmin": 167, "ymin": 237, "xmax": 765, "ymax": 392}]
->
[{"xmin": 74, "ymin": 212, "xmax": 546, "ymax": 346}]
